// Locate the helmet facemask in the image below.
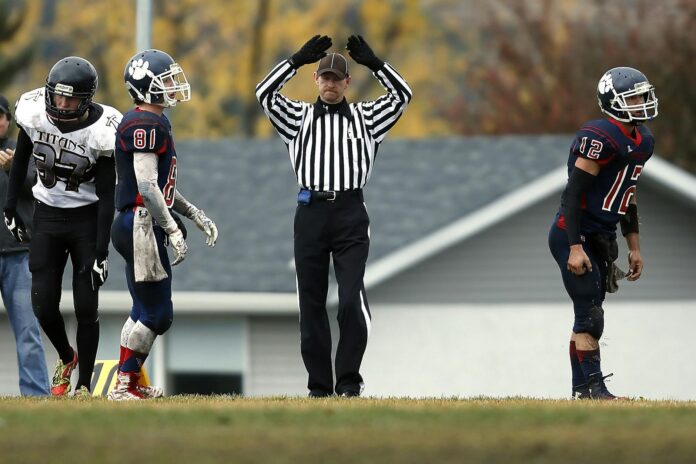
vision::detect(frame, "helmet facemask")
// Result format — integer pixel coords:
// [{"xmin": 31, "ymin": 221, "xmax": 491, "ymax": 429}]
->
[
  {"xmin": 608, "ymin": 82, "xmax": 658, "ymax": 124},
  {"xmin": 45, "ymin": 84, "xmax": 94, "ymax": 120},
  {"xmin": 148, "ymin": 63, "xmax": 190, "ymax": 107}
]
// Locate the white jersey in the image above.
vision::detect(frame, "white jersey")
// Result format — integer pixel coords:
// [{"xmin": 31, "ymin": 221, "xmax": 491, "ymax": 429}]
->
[{"xmin": 14, "ymin": 87, "xmax": 122, "ymax": 208}]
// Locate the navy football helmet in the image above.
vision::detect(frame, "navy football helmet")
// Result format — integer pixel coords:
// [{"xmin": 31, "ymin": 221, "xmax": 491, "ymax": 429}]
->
[
  {"xmin": 597, "ymin": 67, "xmax": 658, "ymax": 124},
  {"xmin": 124, "ymin": 49, "xmax": 190, "ymax": 107},
  {"xmin": 45, "ymin": 56, "xmax": 98, "ymax": 120}
]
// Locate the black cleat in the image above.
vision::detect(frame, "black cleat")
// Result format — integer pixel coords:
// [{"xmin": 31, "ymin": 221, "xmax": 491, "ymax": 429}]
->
[
  {"xmin": 587, "ymin": 372, "xmax": 626, "ymax": 400},
  {"xmin": 572, "ymin": 383, "xmax": 591, "ymax": 400},
  {"xmin": 337, "ymin": 390, "xmax": 360, "ymax": 398}
]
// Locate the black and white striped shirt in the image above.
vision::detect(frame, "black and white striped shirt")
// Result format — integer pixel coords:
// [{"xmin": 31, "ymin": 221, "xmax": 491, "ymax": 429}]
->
[{"xmin": 256, "ymin": 59, "xmax": 412, "ymax": 191}]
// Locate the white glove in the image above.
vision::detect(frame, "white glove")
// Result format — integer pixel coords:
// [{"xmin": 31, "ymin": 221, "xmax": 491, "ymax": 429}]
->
[
  {"xmin": 192, "ymin": 209, "xmax": 218, "ymax": 247},
  {"xmin": 168, "ymin": 228, "xmax": 188, "ymax": 265}
]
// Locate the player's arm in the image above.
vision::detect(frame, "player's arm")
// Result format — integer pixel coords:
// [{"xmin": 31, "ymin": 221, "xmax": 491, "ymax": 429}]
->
[
  {"xmin": 563, "ymin": 156, "xmax": 600, "ymax": 275},
  {"xmin": 172, "ymin": 190, "xmax": 218, "ymax": 247},
  {"xmin": 89, "ymin": 153, "xmax": 116, "ymax": 288},
  {"xmin": 3, "ymin": 127, "xmax": 33, "ymax": 242},
  {"xmin": 620, "ymin": 198, "xmax": 643, "ymax": 281},
  {"xmin": 133, "ymin": 152, "xmax": 187, "ymax": 265}
]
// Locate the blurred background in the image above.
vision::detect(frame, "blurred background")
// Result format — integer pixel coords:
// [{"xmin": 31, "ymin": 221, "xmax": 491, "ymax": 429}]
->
[
  {"xmin": 0, "ymin": 0, "xmax": 694, "ymax": 399},
  {"xmin": 2, "ymin": 0, "xmax": 695, "ymax": 171}
]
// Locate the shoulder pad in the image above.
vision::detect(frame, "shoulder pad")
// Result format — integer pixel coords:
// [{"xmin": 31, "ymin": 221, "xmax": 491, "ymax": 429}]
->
[
  {"xmin": 14, "ymin": 88, "xmax": 46, "ymax": 131},
  {"xmin": 87, "ymin": 104, "xmax": 122, "ymax": 152},
  {"xmin": 117, "ymin": 111, "xmax": 170, "ymax": 155},
  {"xmin": 572, "ymin": 119, "xmax": 618, "ymax": 162}
]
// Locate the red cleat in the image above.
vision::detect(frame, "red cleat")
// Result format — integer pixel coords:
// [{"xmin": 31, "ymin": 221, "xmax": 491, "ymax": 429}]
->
[{"xmin": 50, "ymin": 349, "xmax": 78, "ymax": 397}]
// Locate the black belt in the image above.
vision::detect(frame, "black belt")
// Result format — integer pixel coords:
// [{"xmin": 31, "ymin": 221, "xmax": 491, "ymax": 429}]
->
[{"xmin": 298, "ymin": 188, "xmax": 363, "ymax": 204}]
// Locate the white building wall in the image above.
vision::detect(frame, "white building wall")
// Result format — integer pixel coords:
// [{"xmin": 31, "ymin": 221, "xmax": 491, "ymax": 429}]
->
[{"xmin": 361, "ymin": 301, "xmax": 696, "ymax": 400}]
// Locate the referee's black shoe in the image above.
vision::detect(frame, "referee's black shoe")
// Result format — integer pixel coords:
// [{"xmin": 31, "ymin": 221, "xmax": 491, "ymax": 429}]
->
[{"xmin": 308, "ymin": 389, "xmax": 333, "ymax": 398}]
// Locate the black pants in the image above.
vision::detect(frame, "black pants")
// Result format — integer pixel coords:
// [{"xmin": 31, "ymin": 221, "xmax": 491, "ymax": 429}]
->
[
  {"xmin": 294, "ymin": 191, "xmax": 371, "ymax": 395},
  {"xmin": 30, "ymin": 201, "xmax": 100, "ymax": 389}
]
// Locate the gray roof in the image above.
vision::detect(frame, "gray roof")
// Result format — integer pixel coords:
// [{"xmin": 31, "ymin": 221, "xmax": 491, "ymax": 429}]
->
[{"xmin": 98, "ymin": 135, "xmax": 570, "ymax": 293}]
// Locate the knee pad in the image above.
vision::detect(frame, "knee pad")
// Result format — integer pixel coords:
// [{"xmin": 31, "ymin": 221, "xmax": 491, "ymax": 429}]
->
[
  {"xmin": 586, "ymin": 305, "xmax": 605, "ymax": 340},
  {"xmin": 127, "ymin": 321, "xmax": 157, "ymax": 354},
  {"xmin": 120, "ymin": 317, "xmax": 137, "ymax": 347},
  {"xmin": 573, "ymin": 304, "xmax": 605, "ymax": 340}
]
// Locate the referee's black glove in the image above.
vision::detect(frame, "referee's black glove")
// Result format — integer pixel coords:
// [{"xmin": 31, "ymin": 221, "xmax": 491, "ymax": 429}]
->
[
  {"xmin": 346, "ymin": 35, "xmax": 384, "ymax": 72},
  {"xmin": 290, "ymin": 35, "xmax": 332, "ymax": 68}
]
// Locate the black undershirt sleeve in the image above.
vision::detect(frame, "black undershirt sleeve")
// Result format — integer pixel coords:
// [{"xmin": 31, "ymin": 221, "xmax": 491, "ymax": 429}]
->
[
  {"xmin": 94, "ymin": 155, "xmax": 116, "ymax": 257},
  {"xmin": 5, "ymin": 127, "xmax": 33, "ymax": 211},
  {"xmin": 620, "ymin": 203, "xmax": 639, "ymax": 236},
  {"xmin": 562, "ymin": 167, "xmax": 596, "ymax": 245}
]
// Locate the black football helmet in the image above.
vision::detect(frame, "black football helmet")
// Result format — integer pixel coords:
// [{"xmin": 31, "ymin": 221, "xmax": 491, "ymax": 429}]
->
[
  {"xmin": 124, "ymin": 49, "xmax": 190, "ymax": 107},
  {"xmin": 45, "ymin": 56, "xmax": 98, "ymax": 120},
  {"xmin": 596, "ymin": 67, "xmax": 658, "ymax": 124}
]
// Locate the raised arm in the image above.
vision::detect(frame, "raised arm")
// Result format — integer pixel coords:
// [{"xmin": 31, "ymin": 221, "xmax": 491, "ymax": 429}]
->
[
  {"xmin": 255, "ymin": 35, "xmax": 331, "ymax": 144},
  {"xmin": 346, "ymin": 35, "xmax": 412, "ymax": 143}
]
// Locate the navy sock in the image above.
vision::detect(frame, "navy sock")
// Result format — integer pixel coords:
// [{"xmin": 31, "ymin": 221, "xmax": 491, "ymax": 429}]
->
[
  {"xmin": 121, "ymin": 347, "xmax": 148, "ymax": 373},
  {"xmin": 569, "ymin": 341, "xmax": 586, "ymax": 388},
  {"xmin": 577, "ymin": 347, "xmax": 602, "ymax": 379}
]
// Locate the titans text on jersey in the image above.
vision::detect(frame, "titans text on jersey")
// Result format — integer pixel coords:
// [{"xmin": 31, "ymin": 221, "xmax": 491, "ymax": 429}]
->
[{"xmin": 14, "ymin": 87, "xmax": 121, "ymax": 208}]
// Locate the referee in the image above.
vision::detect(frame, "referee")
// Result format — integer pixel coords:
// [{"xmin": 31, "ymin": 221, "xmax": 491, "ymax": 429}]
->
[{"xmin": 256, "ymin": 34, "xmax": 412, "ymax": 397}]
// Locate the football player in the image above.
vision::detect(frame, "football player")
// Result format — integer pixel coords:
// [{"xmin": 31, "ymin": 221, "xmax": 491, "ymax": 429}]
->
[
  {"xmin": 107, "ymin": 49, "xmax": 218, "ymax": 400},
  {"xmin": 549, "ymin": 67, "xmax": 658, "ymax": 400},
  {"xmin": 3, "ymin": 57, "xmax": 121, "ymax": 397}
]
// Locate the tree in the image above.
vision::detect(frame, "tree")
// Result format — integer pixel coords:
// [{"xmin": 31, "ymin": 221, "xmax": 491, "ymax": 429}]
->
[{"xmin": 0, "ymin": 0, "xmax": 38, "ymax": 90}]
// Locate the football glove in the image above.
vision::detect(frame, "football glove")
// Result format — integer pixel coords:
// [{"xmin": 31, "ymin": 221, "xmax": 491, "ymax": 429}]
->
[
  {"xmin": 168, "ymin": 228, "xmax": 188, "ymax": 266},
  {"xmin": 291, "ymin": 34, "xmax": 332, "ymax": 68},
  {"xmin": 90, "ymin": 255, "xmax": 108, "ymax": 291},
  {"xmin": 192, "ymin": 209, "xmax": 218, "ymax": 247},
  {"xmin": 3, "ymin": 208, "xmax": 28, "ymax": 243},
  {"xmin": 346, "ymin": 35, "xmax": 384, "ymax": 71}
]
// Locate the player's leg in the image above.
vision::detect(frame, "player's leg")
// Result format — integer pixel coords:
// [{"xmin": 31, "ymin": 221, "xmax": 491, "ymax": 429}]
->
[
  {"xmin": 110, "ymin": 218, "xmax": 170, "ymax": 400},
  {"xmin": 29, "ymin": 216, "xmax": 75, "ymax": 396},
  {"xmin": 331, "ymin": 199, "xmax": 370, "ymax": 397},
  {"xmin": 67, "ymin": 209, "xmax": 101, "ymax": 394},
  {"xmin": 111, "ymin": 211, "xmax": 141, "ymax": 370},
  {"xmin": 549, "ymin": 224, "xmax": 600, "ymax": 398},
  {"xmin": 549, "ymin": 224, "xmax": 619, "ymax": 399},
  {"xmin": 294, "ymin": 202, "xmax": 333, "ymax": 396}
]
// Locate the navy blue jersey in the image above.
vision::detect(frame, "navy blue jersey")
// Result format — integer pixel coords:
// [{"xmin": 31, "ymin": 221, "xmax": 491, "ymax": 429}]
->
[
  {"xmin": 115, "ymin": 109, "xmax": 177, "ymax": 210},
  {"xmin": 556, "ymin": 118, "xmax": 655, "ymax": 237}
]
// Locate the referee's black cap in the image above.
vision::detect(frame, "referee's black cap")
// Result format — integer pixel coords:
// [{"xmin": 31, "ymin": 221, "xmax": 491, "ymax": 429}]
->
[{"xmin": 316, "ymin": 53, "xmax": 349, "ymax": 79}]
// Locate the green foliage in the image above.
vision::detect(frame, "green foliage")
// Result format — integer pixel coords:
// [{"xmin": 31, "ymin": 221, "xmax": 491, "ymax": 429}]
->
[
  {"xmin": 3, "ymin": 0, "xmax": 695, "ymax": 172},
  {"xmin": 0, "ymin": 0, "xmax": 36, "ymax": 91}
]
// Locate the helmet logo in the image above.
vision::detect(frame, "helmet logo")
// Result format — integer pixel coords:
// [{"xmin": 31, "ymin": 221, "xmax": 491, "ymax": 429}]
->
[
  {"xmin": 128, "ymin": 59, "xmax": 154, "ymax": 81},
  {"xmin": 54, "ymin": 83, "xmax": 74, "ymax": 96},
  {"xmin": 598, "ymin": 73, "xmax": 614, "ymax": 95},
  {"xmin": 633, "ymin": 81, "xmax": 650, "ymax": 93}
]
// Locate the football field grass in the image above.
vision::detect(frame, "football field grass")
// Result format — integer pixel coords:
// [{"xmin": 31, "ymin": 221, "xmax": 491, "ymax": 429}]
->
[{"xmin": 1, "ymin": 396, "xmax": 695, "ymax": 463}]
